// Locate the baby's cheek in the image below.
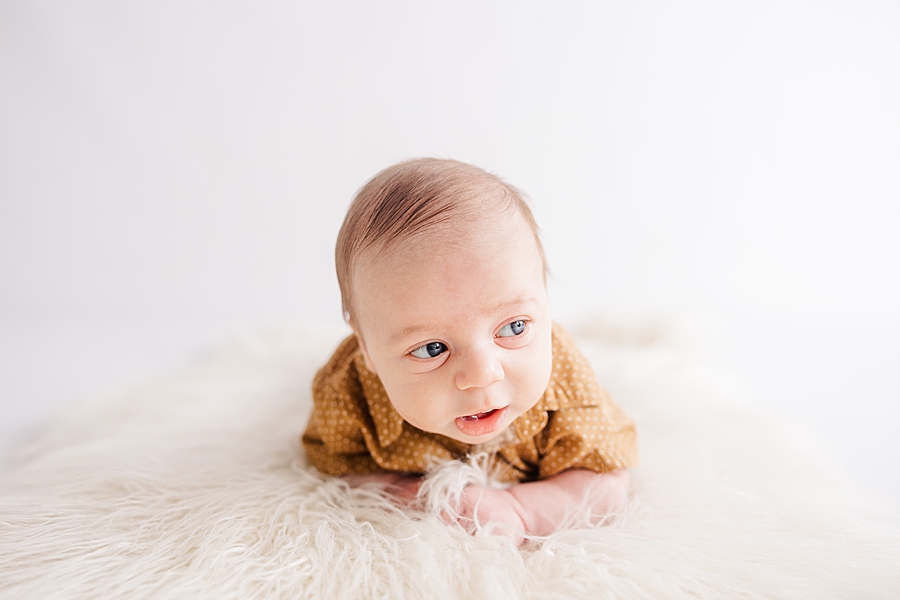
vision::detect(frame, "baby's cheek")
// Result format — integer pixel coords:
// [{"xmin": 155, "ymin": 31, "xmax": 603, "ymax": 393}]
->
[
  {"xmin": 522, "ymin": 350, "xmax": 553, "ymax": 399},
  {"xmin": 389, "ymin": 390, "xmax": 443, "ymax": 432},
  {"xmin": 527, "ymin": 327, "xmax": 554, "ymax": 381}
]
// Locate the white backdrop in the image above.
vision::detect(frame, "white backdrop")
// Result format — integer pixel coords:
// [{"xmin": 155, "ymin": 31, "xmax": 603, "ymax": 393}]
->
[{"xmin": 2, "ymin": 2, "xmax": 898, "ymax": 514}]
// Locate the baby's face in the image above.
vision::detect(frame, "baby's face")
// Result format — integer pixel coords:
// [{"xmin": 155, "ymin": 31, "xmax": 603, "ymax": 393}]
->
[{"xmin": 352, "ymin": 209, "xmax": 553, "ymax": 445}]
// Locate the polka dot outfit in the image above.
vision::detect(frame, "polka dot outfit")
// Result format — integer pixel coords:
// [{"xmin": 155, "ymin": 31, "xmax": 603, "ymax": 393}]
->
[{"xmin": 302, "ymin": 323, "xmax": 638, "ymax": 483}]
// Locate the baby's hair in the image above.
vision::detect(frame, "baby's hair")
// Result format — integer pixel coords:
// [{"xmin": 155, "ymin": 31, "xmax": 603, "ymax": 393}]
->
[{"xmin": 336, "ymin": 158, "xmax": 546, "ymax": 322}]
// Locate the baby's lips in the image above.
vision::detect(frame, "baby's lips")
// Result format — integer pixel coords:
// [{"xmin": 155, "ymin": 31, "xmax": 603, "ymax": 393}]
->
[
  {"xmin": 455, "ymin": 406, "xmax": 507, "ymax": 437},
  {"xmin": 459, "ymin": 408, "xmax": 498, "ymax": 422}
]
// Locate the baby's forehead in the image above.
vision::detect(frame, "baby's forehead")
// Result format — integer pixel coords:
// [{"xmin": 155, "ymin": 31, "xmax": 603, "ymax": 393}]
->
[
  {"xmin": 359, "ymin": 207, "xmax": 539, "ymax": 279},
  {"xmin": 384, "ymin": 201, "xmax": 519, "ymax": 248}
]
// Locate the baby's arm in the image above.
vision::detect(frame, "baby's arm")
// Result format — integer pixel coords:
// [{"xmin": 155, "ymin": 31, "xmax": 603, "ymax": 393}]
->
[
  {"xmin": 456, "ymin": 469, "xmax": 629, "ymax": 543},
  {"xmin": 342, "ymin": 468, "xmax": 629, "ymax": 545}
]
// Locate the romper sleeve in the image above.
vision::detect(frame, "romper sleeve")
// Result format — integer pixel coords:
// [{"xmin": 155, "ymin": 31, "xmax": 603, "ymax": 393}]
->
[
  {"xmin": 536, "ymin": 324, "xmax": 639, "ymax": 479},
  {"xmin": 301, "ymin": 336, "xmax": 387, "ymax": 476},
  {"xmin": 537, "ymin": 401, "xmax": 638, "ymax": 479}
]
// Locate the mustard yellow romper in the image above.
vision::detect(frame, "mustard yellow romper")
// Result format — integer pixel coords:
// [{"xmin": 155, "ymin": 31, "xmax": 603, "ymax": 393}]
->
[{"xmin": 302, "ymin": 323, "xmax": 638, "ymax": 483}]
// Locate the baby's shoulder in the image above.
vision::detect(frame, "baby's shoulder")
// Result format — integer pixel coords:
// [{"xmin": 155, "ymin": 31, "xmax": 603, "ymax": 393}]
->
[
  {"xmin": 312, "ymin": 335, "xmax": 367, "ymax": 410},
  {"xmin": 316, "ymin": 334, "xmax": 361, "ymax": 378},
  {"xmin": 544, "ymin": 322, "xmax": 610, "ymax": 411}
]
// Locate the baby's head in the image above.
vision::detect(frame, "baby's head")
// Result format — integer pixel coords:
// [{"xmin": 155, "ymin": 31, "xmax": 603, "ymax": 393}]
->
[{"xmin": 336, "ymin": 158, "xmax": 554, "ymax": 444}]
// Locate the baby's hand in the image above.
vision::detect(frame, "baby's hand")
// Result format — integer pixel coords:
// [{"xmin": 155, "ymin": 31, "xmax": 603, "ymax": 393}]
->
[
  {"xmin": 451, "ymin": 485, "xmax": 527, "ymax": 546},
  {"xmin": 452, "ymin": 469, "xmax": 630, "ymax": 545}
]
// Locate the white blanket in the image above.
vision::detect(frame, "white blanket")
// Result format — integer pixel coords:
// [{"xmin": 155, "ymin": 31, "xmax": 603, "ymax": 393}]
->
[{"xmin": 1, "ymin": 319, "xmax": 897, "ymax": 599}]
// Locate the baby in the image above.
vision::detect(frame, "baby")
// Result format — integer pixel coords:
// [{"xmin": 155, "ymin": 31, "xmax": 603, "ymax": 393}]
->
[{"xmin": 303, "ymin": 158, "xmax": 637, "ymax": 542}]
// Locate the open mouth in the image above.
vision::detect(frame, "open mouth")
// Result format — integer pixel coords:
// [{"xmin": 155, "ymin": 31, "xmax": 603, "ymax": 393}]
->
[
  {"xmin": 459, "ymin": 408, "xmax": 501, "ymax": 422},
  {"xmin": 455, "ymin": 406, "xmax": 508, "ymax": 438}
]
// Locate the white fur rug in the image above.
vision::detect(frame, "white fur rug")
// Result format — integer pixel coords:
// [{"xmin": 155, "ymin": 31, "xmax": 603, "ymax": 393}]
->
[{"xmin": 1, "ymin": 319, "xmax": 898, "ymax": 599}]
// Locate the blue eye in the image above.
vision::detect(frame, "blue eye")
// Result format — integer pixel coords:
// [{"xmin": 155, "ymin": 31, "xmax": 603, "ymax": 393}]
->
[
  {"xmin": 410, "ymin": 341, "xmax": 448, "ymax": 359},
  {"xmin": 497, "ymin": 320, "xmax": 527, "ymax": 337}
]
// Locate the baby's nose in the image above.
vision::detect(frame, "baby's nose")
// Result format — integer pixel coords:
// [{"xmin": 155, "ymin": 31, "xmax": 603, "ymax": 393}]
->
[{"xmin": 454, "ymin": 349, "xmax": 504, "ymax": 390}]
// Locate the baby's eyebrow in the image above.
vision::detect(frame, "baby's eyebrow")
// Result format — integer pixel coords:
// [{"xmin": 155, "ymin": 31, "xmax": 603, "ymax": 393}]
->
[
  {"xmin": 487, "ymin": 296, "xmax": 538, "ymax": 316},
  {"xmin": 389, "ymin": 324, "xmax": 433, "ymax": 345}
]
